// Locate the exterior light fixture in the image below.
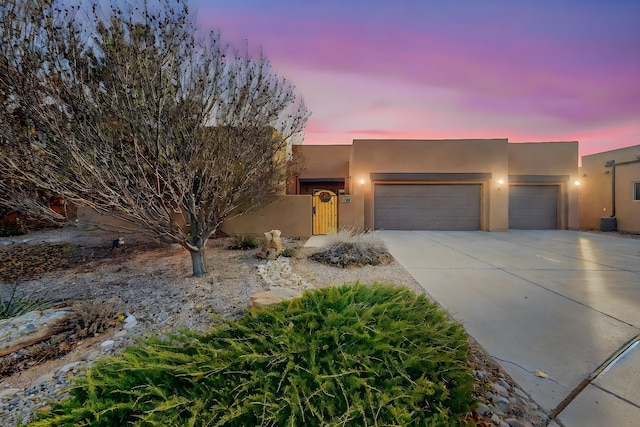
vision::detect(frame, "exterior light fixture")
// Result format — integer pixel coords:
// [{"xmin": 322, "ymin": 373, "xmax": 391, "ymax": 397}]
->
[
  {"xmin": 574, "ymin": 180, "xmax": 580, "ymax": 186},
  {"xmin": 359, "ymin": 179, "xmax": 365, "ymax": 185},
  {"xmin": 498, "ymin": 179, "xmax": 504, "ymax": 185}
]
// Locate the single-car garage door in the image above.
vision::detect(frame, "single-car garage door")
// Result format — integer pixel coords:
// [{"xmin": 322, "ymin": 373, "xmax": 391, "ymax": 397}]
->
[
  {"xmin": 509, "ymin": 185, "xmax": 558, "ymax": 229},
  {"xmin": 374, "ymin": 184, "xmax": 481, "ymax": 230}
]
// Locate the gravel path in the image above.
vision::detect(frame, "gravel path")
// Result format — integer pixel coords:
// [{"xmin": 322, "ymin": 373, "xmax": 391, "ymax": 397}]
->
[{"xmin": 1, "ymin": 228, "xmax": 556, "ymax": 426}]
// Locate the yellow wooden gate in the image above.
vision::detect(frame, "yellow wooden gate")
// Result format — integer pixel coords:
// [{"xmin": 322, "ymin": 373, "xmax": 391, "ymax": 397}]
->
[{"xmin": 313, "ymin": 190, "xmax": 337, "ymax": 235}]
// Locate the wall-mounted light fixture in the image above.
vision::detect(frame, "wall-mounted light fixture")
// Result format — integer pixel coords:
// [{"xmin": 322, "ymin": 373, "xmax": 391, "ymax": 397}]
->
[
  {"xmin": 359, "ymin": 179, "xmax": 365, "ymax": 185},
  {"xmin": 574, "ymin": 180, "xmax": 580, "ymax": 186},
  {"xmin": 497, "ymin": 179, "xmax": 504, "ymax": 185}
]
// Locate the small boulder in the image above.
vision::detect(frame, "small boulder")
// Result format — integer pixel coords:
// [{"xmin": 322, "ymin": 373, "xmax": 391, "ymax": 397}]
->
[{"xmin": 249, "ymin": 288, "xmax": 302, "ymax": 310}]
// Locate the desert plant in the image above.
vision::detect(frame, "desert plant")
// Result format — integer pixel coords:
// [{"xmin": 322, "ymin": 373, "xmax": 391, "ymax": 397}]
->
[
  {"xmin": 311, "ymin": 228, "xmax": 393, "ymax": 267},
  {"xmin": 30, "ymin": 283, "xmax": 475, "ymax": 426},
  {"xmin": 280, "ymin": 247, "xmax": 296, "ymax": 257},
  {"xmin": 228, "ymin": 235, "xmax": 261, "ymax": 250},
  {"xmin": 0, "ymin": 282, "xmax": 51, "ymax": 320},
  {"xmin": 0, "ymin": 226, "xmax": 26, "ymax": 237}
]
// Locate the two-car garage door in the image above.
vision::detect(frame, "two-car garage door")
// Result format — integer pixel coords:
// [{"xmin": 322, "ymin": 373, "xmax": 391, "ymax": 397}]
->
[{"xmin": 374, "ymin": 184, "xmax": 481, "ymax": 230}]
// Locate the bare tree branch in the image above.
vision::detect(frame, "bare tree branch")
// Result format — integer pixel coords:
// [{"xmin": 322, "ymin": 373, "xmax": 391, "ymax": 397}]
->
[{"xmin": 0, "ymin": 0, "xmax": 309, "ymax": 275}]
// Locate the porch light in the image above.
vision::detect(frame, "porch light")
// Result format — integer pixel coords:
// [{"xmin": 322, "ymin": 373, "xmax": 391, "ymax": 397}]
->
[
  {"xmin": 359, "ymin": 179, "xmax": 365, "ymax": 185},
  {"xmin": 497, "ymin": 179, "xmax": 504, "ymax": 185},
  {"xmin": 574, "ymin": 180, "xmax": 580, "ymax": 186}
]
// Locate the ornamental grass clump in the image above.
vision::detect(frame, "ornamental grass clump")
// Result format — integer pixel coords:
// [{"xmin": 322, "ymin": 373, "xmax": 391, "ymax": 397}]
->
[{"xmin": 30, "ymin": 283, "xmax": 475, "ymax": 426}]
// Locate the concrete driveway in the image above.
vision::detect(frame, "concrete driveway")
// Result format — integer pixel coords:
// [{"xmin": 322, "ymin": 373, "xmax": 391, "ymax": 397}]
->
[{"xmin": 381, "ymin": 230, "xmax": 640, "ymax": 426}]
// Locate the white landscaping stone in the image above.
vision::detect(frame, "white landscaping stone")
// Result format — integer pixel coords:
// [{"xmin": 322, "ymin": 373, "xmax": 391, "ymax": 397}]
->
[
  {"xmin": 31, "ymin": 373, "xmax": 54, "ymax": 388},
  {"xmin": 113, "ymin": 330, "xmax": 128, "ymax": 339},
  {"xmin": 58, "ymin": 362, "xmax": 81, "ymax": 374},
  {"xmin": 100, "ymin": 340, "xmax": 115, "ymax": 348},
  {"xmin": 123, "ymin": 315, "xmax": 138, "ymax": 329},
  {"xmin": 0, "ymin": 388, "xmax": 21, "ymax": 399}
]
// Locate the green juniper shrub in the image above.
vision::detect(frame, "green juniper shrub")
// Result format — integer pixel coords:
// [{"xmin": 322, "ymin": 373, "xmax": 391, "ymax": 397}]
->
[{"xmin": 29, "ymin": 283, "xmax": 475, "ymax": 426}]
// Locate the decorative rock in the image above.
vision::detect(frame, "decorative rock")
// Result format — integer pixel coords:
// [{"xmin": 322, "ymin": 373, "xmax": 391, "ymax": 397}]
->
[
  {"xmin": 472, "ymin": 369, "xmax": 486, "ymax": 380},
  {"xmin": 492, "ymin": 383, "xmax": 509, "ymax": 397},
  {"xmin": 514, "ymin": 387, "xmax": 529, "ymax": 400},
  {"xmin": 57, "ymin": 362, "xmax": 81, "ymax": 374},
  {"xmin": 485, "ymin": 392, "xmax": 501, "ymax": 403},
  {"xmin": 0, "ymin": 308, "xmax": 73, "ymax": 357},
  {"xmin": 491, "ymin": 413, "xmax": 501, "ymax": 424},
  {"xmin": 249, "ymin": 288, "xmax": 302, "ymax": 310},
  {"xmin": 81, "ymin": 351, "xmax": 100, "ymax": 361},
  {"xmin": 258, "ymin": 230, "xmax": 283, "ymax": 259},
  {"xmin": 500, "ymin": 422, "xmax": 511, "ymax": 427},
  {"xmin": 100, "ymin": 340, "xmax": 115, "ymax": 348},
  {"xmin": 476, "ymin": 402, "xmax": 492, "ymax": 416},
  {"xmin": 31, "ymin": 374, "xmax": 54, "ymax": 388},
  {"xmin": 113, "ymin": 329, "xmax": 128, "ymax": 339},
  {"xmin": 0, "ymin": 388, "xmax": 21, "ymax": 399},
  {"xmin": 504, "ymin": 418, "xmax": 533, "ymax": 427},
  {"xmin": 535, "ymin": 411, "xmax": 549, "ymax": 423},
  {"xmin": 498, "ymin": 378, "xmax": 512, "ymax": 390},
  {"xmin": 123, "ymin": 314, "xmax": 138, "ymax": 329}
]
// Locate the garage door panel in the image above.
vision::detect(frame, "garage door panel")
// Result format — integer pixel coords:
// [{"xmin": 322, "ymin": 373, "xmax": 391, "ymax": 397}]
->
[
  {"xmin": 374, "ymin": 184, "xmax": 480, "ymax": 230},
  {"xmin": 509, "ymin": 185, "xmax": 558, "ymax": 229}
]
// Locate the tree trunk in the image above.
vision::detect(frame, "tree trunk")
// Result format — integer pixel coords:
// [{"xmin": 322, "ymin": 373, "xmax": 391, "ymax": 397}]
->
[{"xmin": 190, "ymin": 246, "xmax": 207, "ymax": 277}]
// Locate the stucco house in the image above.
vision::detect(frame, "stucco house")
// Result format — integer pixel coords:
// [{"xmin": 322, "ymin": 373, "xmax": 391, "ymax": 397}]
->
[
  {"xmin": 223, "ymin": 138, "xmax": 581, "ymax": 236},
  {"xmin": 580, "ymin": 145, "xmax": 640, "ymax": 233}
]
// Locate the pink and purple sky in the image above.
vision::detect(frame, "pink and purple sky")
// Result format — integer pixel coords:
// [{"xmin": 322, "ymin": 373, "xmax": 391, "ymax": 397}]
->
[{"xmin": 192, "ymin": 0, "xmax": 640, "ymax": 158}]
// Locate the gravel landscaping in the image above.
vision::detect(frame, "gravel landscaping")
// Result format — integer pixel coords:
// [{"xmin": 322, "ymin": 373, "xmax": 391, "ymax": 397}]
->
[{"xmin": 1, "ymin": 226, "xmax": 552, "ymax": 426}]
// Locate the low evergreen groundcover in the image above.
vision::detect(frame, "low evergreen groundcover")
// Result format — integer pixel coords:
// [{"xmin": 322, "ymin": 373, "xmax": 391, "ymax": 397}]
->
[{"xmin": 30, "ymin": 283, "xmax": 475, "ymax": 426}]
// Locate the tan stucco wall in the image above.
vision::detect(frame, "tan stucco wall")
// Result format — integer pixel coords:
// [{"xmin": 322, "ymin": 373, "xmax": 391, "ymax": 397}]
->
[
  {"xmin": 338, "ymin": 194, "xmax": 364, "ymax": 231},
  {"xmin": 508, "ymin": 142, "xmax": 580, "ymax": 229},
  {"xmin": 76, "ymin": 206, "xmax": 142, "ymax": 233},
  {"xmin": 293, "ymin": 145, "xmax": 351, "ymax": 179},
  {"xmin": 349, "ymin": 139, "xmax": 509, "ymax": 231},
  {"xmin": 221, "ymin": 195, "xmax": 312, "ymax": 238},
  {"xmin": 581, "ymin": 145, "xmax": 640, "ymax": 232}
]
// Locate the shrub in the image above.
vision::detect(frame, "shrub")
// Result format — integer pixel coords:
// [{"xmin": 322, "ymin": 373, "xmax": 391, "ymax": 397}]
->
[
  {"xmin": 228, "ymin": 234, "xmax": 260, "ymax": 250},
  {"xmin": 280, "ymin": 247, "xmax": 295, "ymax": 257},
  {"xmin": 30, "ymin": 284, "xmax": 475, "ymax": 426},
  {"xmin": 0, "ymin": 226, "xmax": 26, "ymax": 237},
  {"xmin": 311, "ymin": 228, "xmax": 393, "ymax": 267},
  {"xmin": 1, "ymin": 283, "xmax": 51, "ymax": 320}
]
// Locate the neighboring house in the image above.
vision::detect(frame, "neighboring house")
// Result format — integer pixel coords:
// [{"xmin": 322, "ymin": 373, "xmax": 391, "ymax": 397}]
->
[
  {"xmin": 224, "ymin": 138, "xmax": 581, "ymax": 236},
  {"xmin": 580, "ymin": 145, "xmax": 640, "ymax": 233}
]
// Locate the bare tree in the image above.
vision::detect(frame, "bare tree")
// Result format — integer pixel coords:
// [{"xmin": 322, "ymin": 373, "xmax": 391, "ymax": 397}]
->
[
  {"xmin": 0, "ymin": 0, "xmax": 67, "ymax": 225},
  {"xmin": 0, "ymin": 0, "xmax": 308, "ymax": 276}
]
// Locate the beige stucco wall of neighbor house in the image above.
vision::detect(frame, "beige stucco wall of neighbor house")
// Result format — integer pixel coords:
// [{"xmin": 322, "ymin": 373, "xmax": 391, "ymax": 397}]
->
[
  {"xmin": 76, "ymin": 206, "xmax": 143, "ymax": 233},
  {"xmin": 220, "ymin": 195, "xmax": 313, "ymax": 238},
  {"xmin": 580, "ymin": 145, "xmax": 640, "ymax": 233},
  {"xmin": 508, "ymin": 142, "xmax": 580, "ymax": 230},
  {"xmin": 293, "ymin": 144, "xmax": 351, "ymax": 179},
  {"xmin": 348, "ymin": 139, "xmax": 510, "ymax": 231},
  {"xmin": 337, "ymin": 194, "xmax": 365, "ymax": 231}
]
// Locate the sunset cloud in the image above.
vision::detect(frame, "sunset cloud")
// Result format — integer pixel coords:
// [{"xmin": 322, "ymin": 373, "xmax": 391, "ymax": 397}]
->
[{"xmin": 193, "ymin": 0, "xmax": 640, "ymax": 157}]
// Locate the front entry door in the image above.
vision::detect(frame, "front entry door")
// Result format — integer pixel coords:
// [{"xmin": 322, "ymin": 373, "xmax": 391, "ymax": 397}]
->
[{"xmin": 313, "ymin": 190, "xmax": 337, "ymax": 235}]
